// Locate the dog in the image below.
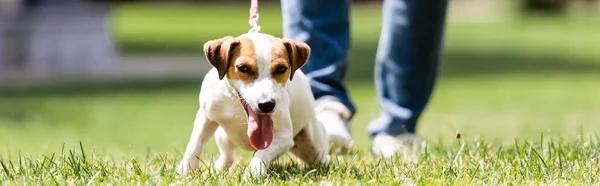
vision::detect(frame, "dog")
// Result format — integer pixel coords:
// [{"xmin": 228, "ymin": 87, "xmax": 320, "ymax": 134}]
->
[{"xmin": 176, "ymin": 33, "xmax": 335, "ymax": 177}]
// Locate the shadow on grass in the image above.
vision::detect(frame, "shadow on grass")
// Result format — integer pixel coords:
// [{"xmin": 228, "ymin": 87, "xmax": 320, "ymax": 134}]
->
[{"xmin": 266, "ymin": 160, "xmax": 363, "ymax": 182}]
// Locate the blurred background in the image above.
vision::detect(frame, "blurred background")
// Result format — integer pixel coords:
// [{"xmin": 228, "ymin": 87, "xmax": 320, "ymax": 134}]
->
[{"xmin": 1, "ymin": 0, "xmax": 599, "ymax": 158}]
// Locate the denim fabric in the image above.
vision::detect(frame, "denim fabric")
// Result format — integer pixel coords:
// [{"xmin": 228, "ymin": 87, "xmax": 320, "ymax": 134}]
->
[{"xmin": 282, "ymin": 0, "xmax": 448, "ymax": 136}]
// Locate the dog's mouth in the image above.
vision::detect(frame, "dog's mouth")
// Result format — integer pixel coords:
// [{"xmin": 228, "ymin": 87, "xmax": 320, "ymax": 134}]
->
[{"xmin": 238, "ymin": 92, "xmax": 273, "ymax": 151}]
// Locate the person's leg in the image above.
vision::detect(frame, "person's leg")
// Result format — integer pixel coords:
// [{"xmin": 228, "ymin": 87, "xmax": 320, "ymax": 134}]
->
[
  {"xmin": 281, "ymin": 0, "xmax": 355, "ymax": 150},
  {"xmin": 281, "ymin": 0, "xmax": 355, "ymax": 115},
  {"xmin": 369, "ymin": 0, "xmax": 449, "ymax": 156}
]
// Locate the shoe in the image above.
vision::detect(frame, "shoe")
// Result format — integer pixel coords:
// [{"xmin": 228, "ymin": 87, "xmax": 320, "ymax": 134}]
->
[
  {"xmin": 371, "ymin": 132, "xmax": 422, "ymax": 160},
  {"xmin": 315, "ymin": 100, "xmax": 354, "ymax": 153}
]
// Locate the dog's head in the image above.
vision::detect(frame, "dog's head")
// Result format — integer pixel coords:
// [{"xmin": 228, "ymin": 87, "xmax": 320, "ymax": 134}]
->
[{"xmin": 203, "ymin": 33, "xmax": 310, "ymax": 150}]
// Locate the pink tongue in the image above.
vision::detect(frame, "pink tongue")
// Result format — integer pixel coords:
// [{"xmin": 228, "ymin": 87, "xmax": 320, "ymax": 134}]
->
[{"xmin": 247, "ymin": 108, "xmax": 273, "ymax": 150}]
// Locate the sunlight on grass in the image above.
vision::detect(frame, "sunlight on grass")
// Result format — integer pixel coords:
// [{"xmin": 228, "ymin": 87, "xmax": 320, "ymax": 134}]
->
[
  {"xmin": 1, "ymin": 136, "xmax": 599, "ymax": 184},
  {"xmin": 1, "ymin": 2, "xmax": 600, "ymax": 184}
]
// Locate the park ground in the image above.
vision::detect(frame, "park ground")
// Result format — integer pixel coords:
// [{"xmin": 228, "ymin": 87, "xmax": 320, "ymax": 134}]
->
[{"xmin": 1, "ymin": 3, "xmax": 600, "ymax": 185}]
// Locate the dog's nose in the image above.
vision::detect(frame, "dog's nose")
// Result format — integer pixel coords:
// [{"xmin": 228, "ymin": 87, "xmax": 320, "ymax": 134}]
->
[{"xmin": 258, "ymin": 100, "xmax": 276, "ymax": 113}]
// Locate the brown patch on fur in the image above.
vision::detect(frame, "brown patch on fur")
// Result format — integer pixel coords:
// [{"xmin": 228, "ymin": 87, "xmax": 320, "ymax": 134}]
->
[
  {"xmin": 292, "ymin": 129, "xmax": 306, "ymax": 148},
  {"xmin": 225, "ymin": 36, "xmax": 258, "ymax": 83},
  {"xmin": 281, "ymin": 38, "xmax": 310, "ymax": 81},
  {"xmin": 290, "ymin": 128, "xmax": 320, "ymax": 164},
  {"xmin": 268, "ymin": 36, "xmax": 292, "ymax": 85},
  {"xmin": 203, "ymin": 36, "xmax": 240, "ymax": 80},
  {"xmin": 295, "ymin": 128, "xmax": 306, "ymax": 138}
]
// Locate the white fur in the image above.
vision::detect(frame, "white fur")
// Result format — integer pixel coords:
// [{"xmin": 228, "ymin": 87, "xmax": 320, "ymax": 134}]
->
[
  {"xmin": 230, "ymin": 33, "xmax": 280, "ymax": 112},
  {"xmin": 176, "ymin": 33, "xmax": 331, "ymax": 178}
]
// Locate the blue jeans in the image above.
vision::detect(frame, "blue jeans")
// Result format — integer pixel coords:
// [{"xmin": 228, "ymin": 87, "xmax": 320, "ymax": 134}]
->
[{"xmin": 281, "ymin": 0, "xmax": 448, "ymax": 136}]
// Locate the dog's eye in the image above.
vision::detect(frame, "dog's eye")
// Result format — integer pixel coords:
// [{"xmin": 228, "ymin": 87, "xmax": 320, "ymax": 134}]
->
[
  {"xmin": 274, "ymin": 66, "xmax": 288, "ymax": 74},
  {"xmin": 237, "ymin": 65, "xmax": 250, "ymax": 73}
]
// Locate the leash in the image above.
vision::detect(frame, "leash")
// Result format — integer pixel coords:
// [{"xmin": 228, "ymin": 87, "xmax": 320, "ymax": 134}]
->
[{"xmin": 248, "ymin": 0, "xmax": 261, "ymax": 33}]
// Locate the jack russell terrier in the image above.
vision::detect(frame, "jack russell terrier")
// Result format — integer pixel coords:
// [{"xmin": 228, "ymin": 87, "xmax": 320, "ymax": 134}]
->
[{"xmin": 176, "ymin": 33, "xmax": 352, "ymax": 177}]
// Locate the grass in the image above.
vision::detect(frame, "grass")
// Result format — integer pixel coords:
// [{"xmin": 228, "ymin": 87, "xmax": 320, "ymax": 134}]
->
[
  {"xmin": 1, "ymin": 137, "xmax": 600, "ymax": 184},
  {"xmin": 1, "ymin": 2, "xmax": 600, "ymax": 185}
]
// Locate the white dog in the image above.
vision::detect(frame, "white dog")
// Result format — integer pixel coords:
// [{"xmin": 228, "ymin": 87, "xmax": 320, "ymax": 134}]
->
[{"xmin": 176, "ymin": 33, "xmax": 348, "ymax": 177}]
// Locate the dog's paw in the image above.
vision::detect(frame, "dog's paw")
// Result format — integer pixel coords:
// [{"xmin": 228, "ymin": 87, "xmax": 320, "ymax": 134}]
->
[
  {"xmin": 244, "ymin": 157, "xmax": 267, "ymax": 179},
  {"xmin": 212, "ymin": 156, "xmax": 232, "ymax": 173},
  {"xmin": 320, "ymin": 154, "xmax": 332, "ymax": 164},
  {"xmin": 175, "ymin": 162, "xmax": 190, "ymax": 177}
]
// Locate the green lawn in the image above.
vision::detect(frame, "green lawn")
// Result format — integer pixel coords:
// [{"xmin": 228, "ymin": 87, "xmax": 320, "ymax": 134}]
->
[{"xmin": 1, "ymin": 3, "xmax": 600, "ymax": 185}]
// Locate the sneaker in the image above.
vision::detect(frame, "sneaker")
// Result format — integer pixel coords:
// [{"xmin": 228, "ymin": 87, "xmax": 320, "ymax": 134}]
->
[
  {"xmin": 315, "ymin": 100, "xmax": 354, "ymax": 152},
  {"xmin": 371, "ymin": 132, "xmax": 422, "ymax": 160}
]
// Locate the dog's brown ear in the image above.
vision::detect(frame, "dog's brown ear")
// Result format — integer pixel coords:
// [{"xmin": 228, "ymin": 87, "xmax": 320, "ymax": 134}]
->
[
  {"xmin": 204, "ymin": 36, "xmax": 240, "ymax": 80},
  {"xmin": 282, "ymin": 39, "xmax": 310, "ymax": 81}
]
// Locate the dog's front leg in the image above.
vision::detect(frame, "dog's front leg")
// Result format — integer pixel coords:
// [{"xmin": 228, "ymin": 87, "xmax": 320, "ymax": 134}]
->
[
  {"xmin": 246, "ymin": 114, "xmax": 294, "ymax": 178},
  {"xmin": 176, "ymin": 110, "xmax": 219, "ymax": 176}
]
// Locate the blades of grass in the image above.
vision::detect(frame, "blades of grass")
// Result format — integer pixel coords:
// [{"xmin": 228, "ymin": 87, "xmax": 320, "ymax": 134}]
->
[
  {"xmin": 540, "ymin": 132, "xmax": 544, "ymax": 157},
  {"xmin": 514, "ymin": 139, "xmax": 521, "ymax": 157},
  {"xmin": 196, "ymin": 156, "xmax": 210, "ymax": 176},
  {"xmin": 469, "ymin": 161, "xmax": 481, "ymax": 183},
  {"xmin": 547, "ymin": 139, "xmax": 553, "ymax": 162},
  {"xmin": 48, "ymin": 153, "xmax": 56, "ymax": 168},
  {"xmin": 0, "ymin": 159, "xmax": 14, "ymax": 180},
  {"xmin": 39, "ymin": 156, "xmax": 51, "ymax": 178},
  {"xmin": 423, "ymin": 141, "xmax": 429, "ymax": 157},
  {"xmin": 452, "ymin": 143, "xmax": 466, "ymax": 167},
  {"xmin": 556, "ymin": 140, "xmax": 563, "ymax": 177},
  {"xmin": 17, "ymin": 152, "xmax": 22, "ymax": 175},
  {"xmin": 130, "ymin": 158, "xmax": 142, "ymax": 177},
  {"xmin": 99, "ymin": 163, "xmax": 109, "ymax": 178},
  {"xmin": 68, "ymin": 150, "xmax": 81, "ymax": 178},
  {"xmin": 344, "ymin": 153, "xmax": 358, "ymax": 177},
  {"xmin": 301, "ymin": 169, "xmax": 318, "ymax": 181},
  {"xmin": 156, "ymin": 153, "xmax": 167, "ymax": 176},
  {"xmin": 8, "ymin": 160, "xmax": 15, "ymax": 176},
  {"xmin": 41, "ymin": 155, "xmax": 50, "ymax": 169},
  {"xmin": 28, "ymin": 156, "xmax": 35, "ymax": 175},
  {"xmin": 49, "ymin": 167, "xmax": 59, "ymax": 185},
  {"xmin": 79, "ymin": 141, "xmax": 86, "ymax": 163},
  {"xmin": 85, "ymin": 172, "xmax": 101, "ymax": 186},
  {"xmin": 530, "ymin": 144, "xmax": 550, "ymax": 174}
]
